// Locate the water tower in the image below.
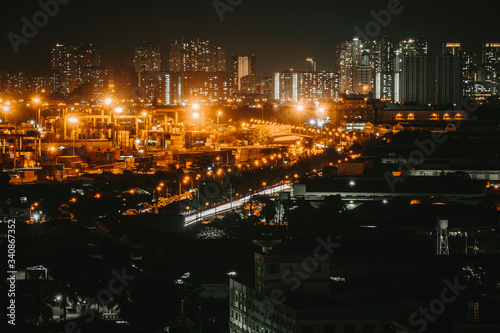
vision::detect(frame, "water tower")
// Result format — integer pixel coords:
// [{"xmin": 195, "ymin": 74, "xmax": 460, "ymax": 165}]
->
[{"xmin": 436, "ymin": 218, "xmax": 450, "ymax": 255}]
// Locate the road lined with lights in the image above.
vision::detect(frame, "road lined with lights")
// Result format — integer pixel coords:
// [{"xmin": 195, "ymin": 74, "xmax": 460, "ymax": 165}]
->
[{"xmin": 184, "ymin": 183, "xmax": 292, "ymax": 226}]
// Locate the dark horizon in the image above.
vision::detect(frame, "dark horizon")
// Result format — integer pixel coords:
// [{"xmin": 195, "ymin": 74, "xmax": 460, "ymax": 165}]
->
[{"xmin": 1, "ymin": 0, "xmax": 499, "ymax": 76}]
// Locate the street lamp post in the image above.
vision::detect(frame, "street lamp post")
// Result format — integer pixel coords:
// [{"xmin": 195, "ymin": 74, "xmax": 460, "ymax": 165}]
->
[
  {"xmin": 193, "ymin": 104, "xmax": 203, "ymax": 126},
  {"xmin": 142, "ymin": 111, "xmax": 148, "ymax": 149},
  {"xmin": 216, "ymin": 111, "xmax": 222, "ymax": 151},
  {"xmin": 2, "ymin": 106, "xmax": 9, "ymax": 124},
  {"xmin": 68, "ymin": 117, "xmax": 78, "ymax": 156},
  {"xmin": 33, "ymin": 98, "xmax": 40, "ymax": 128},
  {"xmin": 297, "ymin": 105, "xmax": 304, "ymax": 134},
  {"xmin": 114, "ymin": 107, "xmax": 123, "ymax": 146},
  {"xmin": 2, "ymin": 105, "xmax": 9, "ymax": 153}
]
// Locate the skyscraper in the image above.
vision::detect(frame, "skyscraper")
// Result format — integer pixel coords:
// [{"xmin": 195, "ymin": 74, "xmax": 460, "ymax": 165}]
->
[
  {"xmin": 435, "ymin": 55, "xmax": 462, "ymax": 106},
  {"xmin": 354, "ymin": 43, "xmax": 373, "ymax": 95},
  {"xmin": 394, "ymin": 37, "xmax": 428, "ymax": 103},
  {"xmin": 482, "ymin": 43, "xmax": 500, "ymax": 95},
  {"xmin": 338, "ymin": 38, "xmax": 360, "ymax": 95},
  {"xmin": 169, "ymin": 39, "xmax": 226, "ymax": 72},
  {"xmin": 232, "ymin": 54, "xmax": 256, "ymax": 92},
  {"xmin": 339, "ymin": 38, "xmax": 374, "ymax": 96},
  {"xmin": 400, "ymin": 55, "xmax": 433, "ymax": 106},
  {"xmin": 375, "ymin": 37, "xmax": 395, "ymax": 100}
]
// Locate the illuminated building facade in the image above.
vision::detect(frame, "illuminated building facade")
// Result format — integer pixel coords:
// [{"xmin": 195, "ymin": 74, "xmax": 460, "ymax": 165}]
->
[
  {"xmin": 339, "ymin": 38, "xmax": 378, "ymax": 96},
  {"xmin": 338, "ymin": 39, "xmax": 357, "ymax": 94},
  {"xmin": 482, "ymin": 43, "xmax": 500, "ymax": 95},
  {"xmin": 273, "ymin": 71, "xmax": 338, "ymax": 103},
  {"xmin": 331, "ymin": 97, "xmax": 376, "ymax": 127},
  {"xmin": 296, "ymin": 72, "xmax": 339, "ymax": 103},
  {"xmin": 0, "ymin": 72, "xmax": 28, "ymax": 97},
  {"xmin": 178, "ymin": 71, "xmax": 232, "ymax": 103},
  {"xmin": 141, "ymin": 71, "xmax": 232, "ymax": 105},
  {"xmin": 232, "ymin": 54, "xmax": 256, "ymax": 93},
  {"xmin": 375, "ymin": 37, "xmax": 395, "ymax": 100},
  {"xmin": 443, "ymin": 43, "xmax": 462, "ymax": 56}
]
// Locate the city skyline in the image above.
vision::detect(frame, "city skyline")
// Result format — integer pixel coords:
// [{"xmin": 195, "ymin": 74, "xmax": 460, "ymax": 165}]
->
[{"xmin": 1, "ymin": 0, "xmax": 499, "ymax": 76}]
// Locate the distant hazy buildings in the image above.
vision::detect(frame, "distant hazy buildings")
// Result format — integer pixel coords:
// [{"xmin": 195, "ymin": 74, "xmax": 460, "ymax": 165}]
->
[
  {"xmin": 260, "ymin": 76, "xmax": 274, "ymax": 100},
  {"xmin": 133, "ymin": 41, "xmax": 161, "ymax": 90},
  {"xmin": 50, "ymin": 43, "xmax": 107, "ymax": 99},
  {"xmin": 169, "ymin": 39, "xmax": 226, "ymax": 72},
  {"xmin": 112, "ymin": 61, "xmax": 137, "ymax": 99},
  {"xmin": 134, "ymin": 41, "xmax": 161, "ymax": 73}
]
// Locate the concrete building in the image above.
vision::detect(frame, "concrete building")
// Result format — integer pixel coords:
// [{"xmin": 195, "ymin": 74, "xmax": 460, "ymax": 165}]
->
[{"xmin": 229, "ymin": 251, "xmax": 395, "ymax": 333}]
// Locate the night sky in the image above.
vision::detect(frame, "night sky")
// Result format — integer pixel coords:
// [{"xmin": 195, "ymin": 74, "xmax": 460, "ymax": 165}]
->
[{"xmin": 1, "ymin": 0, "xmax": 499, "ymax": 76}]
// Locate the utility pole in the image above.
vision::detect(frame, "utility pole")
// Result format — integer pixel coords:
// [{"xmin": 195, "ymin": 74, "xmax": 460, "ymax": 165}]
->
[{"xmin": 229, "ymin": 183, "xmax": 235, "ymax": 212}]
